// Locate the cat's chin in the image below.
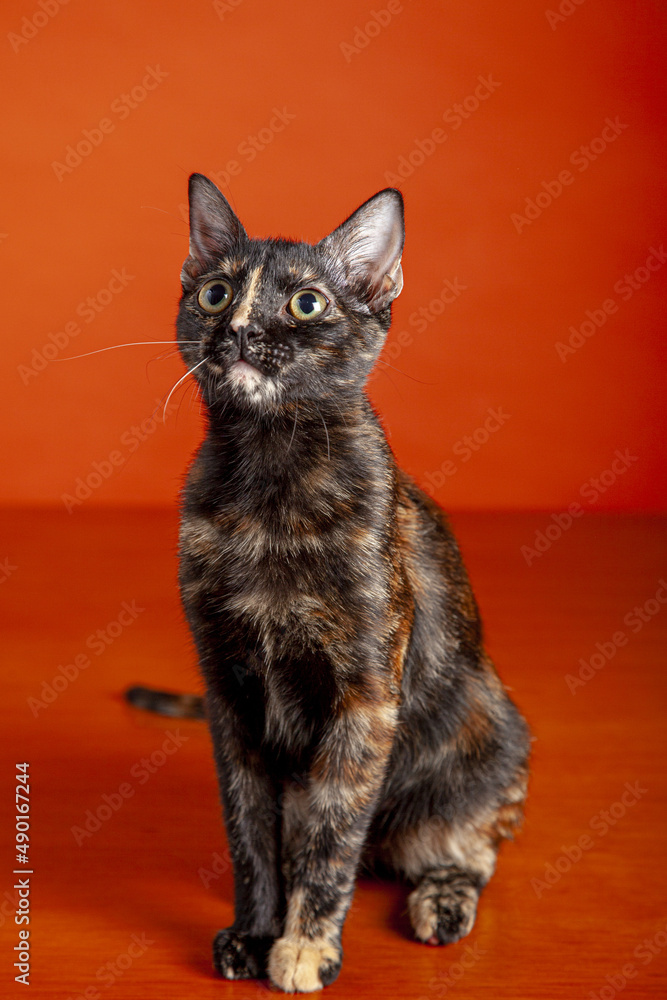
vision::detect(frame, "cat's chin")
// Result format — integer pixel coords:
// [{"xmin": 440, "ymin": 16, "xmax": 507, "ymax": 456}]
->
[
  {"xmin": 226, "ymin": 360, "xmax": 279, "ymax": 405},
  {"xmin": 228, "ymin": 359, "xmax": 263, "ymax": 387}
]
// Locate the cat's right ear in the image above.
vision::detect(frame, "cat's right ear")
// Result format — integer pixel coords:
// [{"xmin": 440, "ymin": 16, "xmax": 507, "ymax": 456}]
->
[
  {"xmin": 319, "ymin": 188, "xmax": 405, "ymax": 313},
  {"xmin": 181, "ymin": 174, "xmax": 247, "ymax": 289}
]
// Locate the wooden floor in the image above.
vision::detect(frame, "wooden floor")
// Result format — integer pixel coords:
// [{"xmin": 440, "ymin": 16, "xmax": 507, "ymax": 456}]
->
[{"xmin": 2, "ymin": 507, "xmax": 666, "ymax": 999}]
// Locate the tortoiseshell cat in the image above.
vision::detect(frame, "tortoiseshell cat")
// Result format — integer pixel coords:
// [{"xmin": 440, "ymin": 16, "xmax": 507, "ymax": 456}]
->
[{"xmin": 171, "ymin": 174, "xmax": 530, "ymax": 992}]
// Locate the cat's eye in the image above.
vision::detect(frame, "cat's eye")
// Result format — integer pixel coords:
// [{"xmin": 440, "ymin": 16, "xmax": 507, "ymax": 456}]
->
[
  {"xmin": 288, "ymin": 289, "xmax": 328, "ymax": 321},
  {"xmin": 197, "ymin": 279, "xmax": 233, "ymax": 314}
]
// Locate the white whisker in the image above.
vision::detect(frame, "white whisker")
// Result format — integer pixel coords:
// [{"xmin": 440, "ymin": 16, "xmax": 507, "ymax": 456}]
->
[
  {"xmin": 187, "ymin": 382, "xmax": 200, "ymax": 411},
  {"xmin": 54, "ymin": 341, "xmax": 200, "ymax": 361},
  {"xmin": 163, "ymin": 358, "xmax": 208, "ymax": 423},
  {"xmin": 286, "ymin": 398, "xmax": 299, "ymax": 454},
  {"xmin": 330, "ymin": 396, "xmax": 348, "ymax": 429},
  {"xmin": 315, "ymin": 406, "xmax": 330, "ymax": 461},
  {"xmin": 145, "ymin": 349, "xmax": 181, "ymax": 374},
  {"xmin": 140, "ymin": 205, "xmax": 188, "ymax": 223}
]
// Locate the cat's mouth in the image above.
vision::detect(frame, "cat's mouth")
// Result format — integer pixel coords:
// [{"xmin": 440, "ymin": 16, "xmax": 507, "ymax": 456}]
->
[
  {"xmin": 225, "ymin": 359, "xmax": 280, "ymax": 404},
  {"xmin": 227, "ymin": 359, "xmax": 263, "ymax": 388}
]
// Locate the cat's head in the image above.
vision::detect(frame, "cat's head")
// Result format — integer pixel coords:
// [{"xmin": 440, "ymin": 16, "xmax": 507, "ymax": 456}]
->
[{"xmin": 177, "ymin": 174, "xmax": 404, "ymax": 412}]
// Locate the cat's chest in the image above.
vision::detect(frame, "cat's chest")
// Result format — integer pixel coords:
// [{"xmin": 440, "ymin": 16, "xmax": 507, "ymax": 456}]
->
[
  {"xmin": 179, "ymin": 432, "xmax": 396, "ymax": 665},
  {"xmin": 180, "ymin": 501, "xmax": 348, "ymax": 578},
  {"xmin": 180, "ymin": 505, "xmax": 367, "ymax": 746},
  {"xmin": 179, "ymin": 502, "xmax": 385, "ymax": 640}
]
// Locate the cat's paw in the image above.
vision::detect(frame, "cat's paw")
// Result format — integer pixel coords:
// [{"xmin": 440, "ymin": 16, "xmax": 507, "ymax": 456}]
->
[
  {"xmin": 212, "ymin": 927, "xmax": 273, "ymax": 980},
  {"xmin": 268, "ymin": 936, "xmax": 341, "ymax": 992},
  {"xmin": 408, "ymin": 869, "xmax": 480, "ymax": 945}
]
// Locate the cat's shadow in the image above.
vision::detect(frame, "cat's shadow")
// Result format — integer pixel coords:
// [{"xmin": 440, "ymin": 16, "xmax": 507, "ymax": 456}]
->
[{"xmin": 356, "ymin": 861, "xmax": 415, "ymax": 941}]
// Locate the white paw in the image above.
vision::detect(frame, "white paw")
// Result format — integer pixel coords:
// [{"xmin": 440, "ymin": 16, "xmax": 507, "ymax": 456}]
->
[{"xmin": 268, "ymin": 936, "xmax": 340, "ymax": 993}]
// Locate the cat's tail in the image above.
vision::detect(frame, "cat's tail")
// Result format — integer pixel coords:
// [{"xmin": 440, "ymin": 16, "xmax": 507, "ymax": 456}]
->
[{"xmin": 124, "ymin": 685, "xmax": 205, "ymax": 719}]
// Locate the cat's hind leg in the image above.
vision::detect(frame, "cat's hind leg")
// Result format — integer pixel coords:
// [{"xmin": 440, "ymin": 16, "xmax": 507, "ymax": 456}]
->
[
  {"xmin": 384, "ymin": 789, "xmax": 526, "ymax": 945},
  {"xmin": 407, "ymin": 861, "xmax": 485, "ymax": 945}
]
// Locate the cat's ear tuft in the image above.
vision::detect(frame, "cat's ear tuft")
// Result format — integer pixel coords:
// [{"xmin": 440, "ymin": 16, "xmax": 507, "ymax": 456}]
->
[
  {"xmin": 181, "ymin": 174, "xmax": 247, "ymax": 287},
  {"xmin": 319, "ymin": 189, "xmax": 405, "ymax": 313}
]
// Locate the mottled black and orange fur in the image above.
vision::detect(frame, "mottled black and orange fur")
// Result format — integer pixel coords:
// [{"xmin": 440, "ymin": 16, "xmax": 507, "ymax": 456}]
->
[{"xmin": 170, "ymin": 175, "xmax": 530, "ymax": 992}]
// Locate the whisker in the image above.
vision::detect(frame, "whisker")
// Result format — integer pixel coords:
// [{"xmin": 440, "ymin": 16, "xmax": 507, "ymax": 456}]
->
[
  {"xmin": 330, "ymin": 396, "xmax": 348, "ymax": 429},
  {"xmin": 140, "ymin": 205, "xmax": 188, "ymax": 225},
  {"xmin": 146, "ymin": 348, "xmax": 180, "ymax": 369},
  {"xmin": 374, "ymin": 362, "xmax": 402, "ymax": 401},
  {"xmin": 54, "ymin": 342, "xmax": 199, "ymax": 361},
  {"xmin": 145, "ymin": 348, "xmax": 182, "ymax": 378},
  {"xmin": 286, "ymin": 398, "xmax": 299, "ymax": 454},
  {"xmin": 187, "ymin": 382, "xmax": 201, "ymax": 415},
  {"xmin": 152, "ymin": 347, "xmax": 181, "ymax": 361},
  {"xmin": 162, "ymin": 358, "xmax": 207, "ymax": 423},
  {"xmin": 315, "ymin": 406, "xmax": 331, "ymax": 461},
  {"xmin": 375, "ymin": 358, "xmax": 435, "ymax": 385}
]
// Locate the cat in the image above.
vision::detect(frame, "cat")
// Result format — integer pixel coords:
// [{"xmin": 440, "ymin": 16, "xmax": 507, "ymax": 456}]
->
[{"xmin": 142, "ymin": 174, "xmax": 531, "ymax": 993}]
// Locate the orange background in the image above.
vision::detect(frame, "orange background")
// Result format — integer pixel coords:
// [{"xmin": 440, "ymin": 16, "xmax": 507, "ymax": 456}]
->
[{"xmin": 2, "ymin": 0, "xmax": 665, "ymax": 511}]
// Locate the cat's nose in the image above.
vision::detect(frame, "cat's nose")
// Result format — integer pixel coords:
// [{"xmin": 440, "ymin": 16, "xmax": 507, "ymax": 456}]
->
[
  {"xmin": 230, "ymin": 323, "xmax": 261, "ymax": 342},
  {"xmin": 231, "ymin": 324, "xmax": 261, "ymax": 362}
]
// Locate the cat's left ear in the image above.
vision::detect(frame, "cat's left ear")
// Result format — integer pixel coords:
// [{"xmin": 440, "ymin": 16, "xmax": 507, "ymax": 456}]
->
[
  {"xmin": 181, "ymin": 173, "xmax": 247, "ymax": 289},
  {"xmin": 319, "ymin": 189, "xmax": 404, "ymax": 313}
]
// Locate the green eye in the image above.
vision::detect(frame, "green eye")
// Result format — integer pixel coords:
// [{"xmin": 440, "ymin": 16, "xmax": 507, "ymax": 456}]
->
[
  {"xmin": 288, "ymin": 289, "xmax": 328, "ymax": 321},
  {"xmin": 198, "ymin": 279, "xmax": 233, "ymax": 314}
]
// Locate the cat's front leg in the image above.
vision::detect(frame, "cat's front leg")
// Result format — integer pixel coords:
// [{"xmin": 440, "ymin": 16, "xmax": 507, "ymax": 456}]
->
[
  {"xmin": 268, "ymin": 696, "xmax": 398, "ymax": 993},
  {"xmin": 206, "ymin": 708, "xmax": 283, "ymax": 981}
]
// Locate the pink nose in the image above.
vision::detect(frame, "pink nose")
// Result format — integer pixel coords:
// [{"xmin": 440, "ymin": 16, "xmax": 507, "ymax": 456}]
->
[{"xmin": 229, "ymin": 312, "xmax": 247, "ymax": 333}]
